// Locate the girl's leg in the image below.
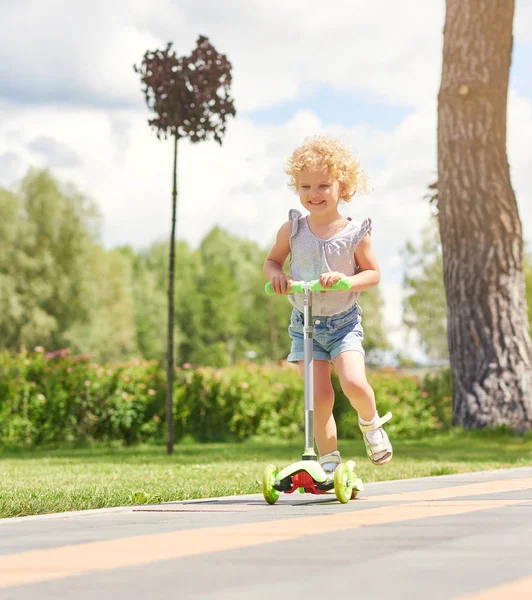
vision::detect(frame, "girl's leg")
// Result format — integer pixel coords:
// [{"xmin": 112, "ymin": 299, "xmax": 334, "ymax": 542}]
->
[
  {"xmin": 332, "ymin": 350, "xmax": 376, "ymax": 420},
  {"xmin": 297, "ymin": 360, "xmax": 337, "ymax": 456},
  {"xmin": 333, "ymin": 350, "xmax": 393, "ymax": 465}
]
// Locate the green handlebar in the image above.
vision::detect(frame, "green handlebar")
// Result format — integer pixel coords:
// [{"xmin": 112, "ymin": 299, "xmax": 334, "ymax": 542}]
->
[{"xmin": 265, "ymin": 278, "xmax": 351, "ymax": 296}]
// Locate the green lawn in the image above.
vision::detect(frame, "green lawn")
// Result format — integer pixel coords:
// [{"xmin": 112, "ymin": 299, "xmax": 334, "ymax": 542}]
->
[{"xmin": 1, "ymin": 429, "xmax": 532, "ymax": 519}]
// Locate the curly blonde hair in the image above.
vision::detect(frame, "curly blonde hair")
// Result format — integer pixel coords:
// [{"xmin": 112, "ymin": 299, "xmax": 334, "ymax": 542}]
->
[{"xmin": 284, "ymin": 135, "xmax": 369, "ymax": 202}]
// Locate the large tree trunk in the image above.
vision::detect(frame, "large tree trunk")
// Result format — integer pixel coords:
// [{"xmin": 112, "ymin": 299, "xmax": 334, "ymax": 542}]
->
[{"xmin": 437, "ymin": 0, "xmax": 532, "ymax": 430}]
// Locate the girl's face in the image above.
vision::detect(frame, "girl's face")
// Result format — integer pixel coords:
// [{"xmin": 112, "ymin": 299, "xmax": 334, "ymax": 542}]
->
[{"xmin": 298, "ymin": 166, "xmax": 342, "ymax": 215}]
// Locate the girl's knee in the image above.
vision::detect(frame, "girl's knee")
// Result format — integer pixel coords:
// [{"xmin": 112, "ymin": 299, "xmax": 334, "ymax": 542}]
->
[
  {"xmin": 341, "ymin": 377, "xmax": 372, "ymax": 400},
  {"xmin": 314, "ymin": 382, "xmax": 335, "ymax": 410}
]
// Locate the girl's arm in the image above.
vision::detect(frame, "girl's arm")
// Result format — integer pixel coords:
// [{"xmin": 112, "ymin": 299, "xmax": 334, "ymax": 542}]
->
[
  {"xmin": 350, "ymin": 233, "xmax": 381, "ymax": 291},
  {"xmin": 264, "ymin": 221, "xmax": 293, "ymax": 294}
]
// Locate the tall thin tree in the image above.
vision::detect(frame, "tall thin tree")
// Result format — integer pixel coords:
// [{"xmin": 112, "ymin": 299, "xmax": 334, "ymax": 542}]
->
[
  {"xmin": 134, "ymin": 36, "xmax": 236, "ymax": 453},
  {"xmin": 437, "ymin": 0, "xmax": 532, "ymax": 429}
]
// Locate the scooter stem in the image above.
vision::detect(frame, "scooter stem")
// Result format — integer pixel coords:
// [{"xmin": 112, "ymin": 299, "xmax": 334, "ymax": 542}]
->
[{"xmin": 303, "ymin": 286, "xmax": 317, "ymax": 459}]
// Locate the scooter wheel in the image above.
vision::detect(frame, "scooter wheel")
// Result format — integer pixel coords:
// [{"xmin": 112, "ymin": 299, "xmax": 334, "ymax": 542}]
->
[
  {"xmin": 346, "ymin": 461, "xmax": 363, "ymax": 499},
  {"xmin": 262, "ymin": 464, "xmax": 280, "ymax": 505},
  {"xmin": 334, "ymin": 463, "xmax": 351, "ymax": 504}
]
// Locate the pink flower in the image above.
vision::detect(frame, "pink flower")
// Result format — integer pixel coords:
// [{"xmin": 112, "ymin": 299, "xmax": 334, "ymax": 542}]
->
[
  {"xmin": 183, "ymin": 363, "xmax": 191, "ymax": 369},
  {"xmin": 84, "ymin": 380, "xmax": 91, "ymax": 387},
  {"xmin": 34, "ymin": 346, "xmax": 44, "ymax": 353}
]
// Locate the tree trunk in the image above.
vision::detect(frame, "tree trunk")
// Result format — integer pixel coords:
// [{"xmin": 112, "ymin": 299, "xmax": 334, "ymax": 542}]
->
[
  {"xmin": 438, "ymin": 0, "xmax": 532, "ymax": 429},
  {"xmin": 166, "ymin": 135, "xmax": 178, "ymax": 454}
]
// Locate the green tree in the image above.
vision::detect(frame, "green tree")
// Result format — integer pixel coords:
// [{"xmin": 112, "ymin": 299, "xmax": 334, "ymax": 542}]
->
[
  {"xmin": 526, "ymin": 255, "xmax": 532, "ymax": 332},
  {"xmin": 0, "ymin": 169, "xmax": 100, "ymax": 352},
  {"xmin": 402, "ymin": 218, "xmax": 447, "ymax": 360},
  {"xmin": 402, "ymin": 218, "xmax": 532, "ymax": 363},
  {"xmin": 65, "ymin": 247, "xmax": 138, "ymax": 363},
  {"xmin": 358, "ymin": 286, "xmax": 389, "ymax": 356}
]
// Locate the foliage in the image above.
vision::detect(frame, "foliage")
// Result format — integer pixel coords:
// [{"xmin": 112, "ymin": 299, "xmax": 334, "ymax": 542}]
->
[
  {"xmin": 0, "ymin": 351, "xmax": 452, "ymax": 448},
  {"xmin": 525, "ymin": 254, "xmax": 532, "ymax": 331},
  {"xmin": 0, "ymin": 350, "xmax": 165, "ymax": 447},
  {"xmin": 134, "ymin": 35, "xmax": 236, "ymax": 143},
  {"xmin": 0, "ymin": 170, "xmax": 100, "ymax": 351},
  {"xmin": 402, "ymin": 214, "xmax": 532, "ymax": 360},
  {"xmin": 359, "ymin": 286, "xmax": 391, "ymax": 355},
  {"xmin": 402, "ymin": 217, "xmax": 448, "ymax": 360}
]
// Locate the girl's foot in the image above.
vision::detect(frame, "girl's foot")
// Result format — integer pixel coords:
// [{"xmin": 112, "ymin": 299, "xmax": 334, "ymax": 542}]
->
[
  {"xmin": 359, "ymin": 412, "xmax": 393, "ymax": 465},
  {"xmin": 319, "ymin": 450, "xmax": 341, "ymax": 476}
]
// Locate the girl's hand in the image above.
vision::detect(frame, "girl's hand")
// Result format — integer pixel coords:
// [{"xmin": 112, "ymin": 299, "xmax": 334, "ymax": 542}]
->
[
  {"xmin": 270, "ymin": 273, "xmax": 293, "ymax": 295},
  {"xmin": 319, "ymin": 271, "xmax": 346, "ymax": 289}
]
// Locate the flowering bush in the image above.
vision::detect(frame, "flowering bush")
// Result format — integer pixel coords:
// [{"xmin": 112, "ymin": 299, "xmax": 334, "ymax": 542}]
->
[
  {"xmin": 0, "ymin": 349, "xmax": 452, "ymax": 447},
  {"xmin": 0, "ymin": 349, "xmax": 165, "ymax": 446}
]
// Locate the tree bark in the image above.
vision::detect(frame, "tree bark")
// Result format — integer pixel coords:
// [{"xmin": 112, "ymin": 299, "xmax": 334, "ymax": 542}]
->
[
  {"xmin": 438, "ymin": 0, "xmax": 532, "ymax": 429},
  {"xmin": 166, "ymin": 135, "xmax": 178, "ymax": 454}
]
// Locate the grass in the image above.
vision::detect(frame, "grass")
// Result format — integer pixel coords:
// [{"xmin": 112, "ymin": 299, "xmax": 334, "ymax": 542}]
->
[{"xmin": 1, "ymin": 428, "xmax": 532, "ymax": 519}]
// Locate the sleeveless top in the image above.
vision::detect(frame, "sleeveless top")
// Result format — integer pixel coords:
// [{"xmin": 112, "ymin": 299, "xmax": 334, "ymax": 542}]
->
[{"xmin": 288, "ymin": 208, "xmax": 372, "ymax": 316}]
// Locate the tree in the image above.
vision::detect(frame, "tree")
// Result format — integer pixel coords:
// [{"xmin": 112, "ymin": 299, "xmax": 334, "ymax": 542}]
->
[
  {"xmin": 402, "ymin": 216, "xmax": 532, "ymax": 363},
  {"xmin": 526, "ymin": 255, "xmax": 532, "ymax": 333},
  {"xmin": 65, "ymin": 247, "xmax": 138, "ymax": 363},
  {"xmin": 438, "ymin": 0, "xmax": 532, "ymax": 430},
  {"xmin": 403, "ymin": 218, "xmax": 448, "ymax": 361},
  {"xmin": 0, "ymin": 169, "xmax": 101, "ymax": 352},
  {"xmin": 134, "ymin": 36, "xmax": 236, "ymax": 453},
  {"xmin": 358, "ymin": 286, "xmax": 389, "ymax": 357}
]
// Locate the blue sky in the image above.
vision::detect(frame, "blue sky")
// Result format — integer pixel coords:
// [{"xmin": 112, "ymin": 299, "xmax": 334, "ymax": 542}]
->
[
  {"xmin": 511, "ymin": 42, "xmax": 532, "ymax": 98},
  {"xmin": 246, "ymin": 85, "xmax": 412, "ymax": 131}
]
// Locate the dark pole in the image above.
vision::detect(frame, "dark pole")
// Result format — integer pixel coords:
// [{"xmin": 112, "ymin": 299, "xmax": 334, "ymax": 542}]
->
[{"xmin": 166, "ymin": 134, "xmax": 178, "ymax": 454}]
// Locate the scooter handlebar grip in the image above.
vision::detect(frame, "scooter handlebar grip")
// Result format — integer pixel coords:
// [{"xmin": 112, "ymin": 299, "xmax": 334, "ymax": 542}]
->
[
  {"xmin": 265, "ymin": 278, "xmax": 351, "ymax": 296},
  {"xmin": 310, "ymin": 278, "xmax": 352, "ymax": 292}
]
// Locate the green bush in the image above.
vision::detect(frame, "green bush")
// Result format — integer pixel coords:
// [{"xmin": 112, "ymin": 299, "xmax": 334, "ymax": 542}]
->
[
  {"xmin": 0, "ymin": 349, "xmax": 165, "ymax": 447},
  {"xmin": 420, "ymin": 368, "xmax": 453, "ymax": 429},
  {"xmin": 0, "ymin": 349, "xmax": 452, "ymax": 448},
  {"xmin": 173, "ymin": 362, "xmax": 304, "ymax": 442},
  {"xmin": 333, "ymin": 368, "xmax": 450, "ymax": 439}
]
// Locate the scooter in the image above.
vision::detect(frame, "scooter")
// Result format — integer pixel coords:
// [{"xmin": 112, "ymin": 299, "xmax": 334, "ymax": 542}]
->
[{"xmin": 262, "ymin": 278, "xmax": 364, "ymax": 504}]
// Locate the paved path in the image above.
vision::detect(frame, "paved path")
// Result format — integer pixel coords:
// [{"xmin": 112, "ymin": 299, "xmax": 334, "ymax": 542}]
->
[{"xmin": 1, "ymin": 467, "xmax": 532, "ymax": 599}]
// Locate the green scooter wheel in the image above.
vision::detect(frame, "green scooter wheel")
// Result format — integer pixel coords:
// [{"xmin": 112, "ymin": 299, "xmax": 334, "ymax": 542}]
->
[
  {"xmin": 334, "ymin": 463, "xmax": 351, "ymax": 504},
  {"xmin": 262, "ymin": 464, "xmax": 280, "ymax": 505},
  {"xmin": 345, "ymin": 460, "xmax": 363, "ymax": 499}
]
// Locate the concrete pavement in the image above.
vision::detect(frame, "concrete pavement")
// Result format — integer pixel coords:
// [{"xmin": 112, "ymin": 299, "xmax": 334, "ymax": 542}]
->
[{"xmin": 1, "ymin": 467, "xmax": 532, "ymax": 599}]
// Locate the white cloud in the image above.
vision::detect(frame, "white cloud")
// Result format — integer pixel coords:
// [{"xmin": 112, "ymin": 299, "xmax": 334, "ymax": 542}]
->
[
  {"xmin": 515, "ymin": 1, "xmax": 532, "ymax": 43},
  {"xmin": 0, "ymin": 0, "xmax": 445, "ymax": 111}
]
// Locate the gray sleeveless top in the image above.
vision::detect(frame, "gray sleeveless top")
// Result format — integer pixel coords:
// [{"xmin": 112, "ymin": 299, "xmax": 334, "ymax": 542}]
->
[{"xmin": 288, "ymin": 209, "xmax": 372, "ymax": 316}]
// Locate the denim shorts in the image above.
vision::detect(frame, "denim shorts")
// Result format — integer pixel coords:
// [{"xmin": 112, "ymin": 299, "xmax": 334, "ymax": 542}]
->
[{"xmin": 287, "ymin": 303, "xmax": 365, "ymax": 363}]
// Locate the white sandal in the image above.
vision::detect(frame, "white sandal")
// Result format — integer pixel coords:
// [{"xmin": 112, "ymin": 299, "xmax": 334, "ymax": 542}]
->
[
  {"xmin": 359, "ymin": 412, "xmax": 393, "ymax": 465},
  {"xmin": 319, "ymin": 450, "xmax": 342, "ymax": 476}
]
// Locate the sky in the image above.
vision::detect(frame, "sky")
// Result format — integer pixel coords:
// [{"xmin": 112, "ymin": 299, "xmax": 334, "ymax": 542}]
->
[{"xmin": 0, "ymin": 0, "xmax": 531, "ymax": 359}]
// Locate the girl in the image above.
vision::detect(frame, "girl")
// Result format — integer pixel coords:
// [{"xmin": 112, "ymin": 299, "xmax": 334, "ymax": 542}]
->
[{"xmin": 263, "ymin": 135, "xmax": 393, "ymax": 474}]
